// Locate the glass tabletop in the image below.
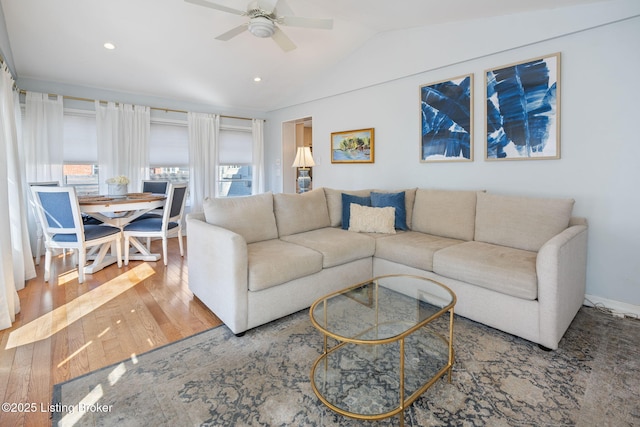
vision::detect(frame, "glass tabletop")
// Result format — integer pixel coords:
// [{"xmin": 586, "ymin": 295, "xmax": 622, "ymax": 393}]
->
[{"xmin": 310, "ymin": 274, "xmax": 456, "ymax": 343}]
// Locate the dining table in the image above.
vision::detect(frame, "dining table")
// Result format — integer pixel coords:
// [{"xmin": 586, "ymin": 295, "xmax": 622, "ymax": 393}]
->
[{"xmin": 78, "ymin": 193, "xmax": 166, "ymax": 274}]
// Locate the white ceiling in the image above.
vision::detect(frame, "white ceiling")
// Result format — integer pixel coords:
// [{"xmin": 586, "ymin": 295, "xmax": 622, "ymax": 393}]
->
[{"xmin": 1, "ymin": 0, "xmax": 605, "ymax": 113}]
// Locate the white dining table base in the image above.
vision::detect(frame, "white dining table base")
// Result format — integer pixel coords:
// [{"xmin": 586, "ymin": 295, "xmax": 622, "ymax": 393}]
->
[
  {"xmin": 82, "ymin": 241, "xmax": 122, "ymax": 274},
  {"xmin": 80, "ymin": 196, "xmax": 166, "ymax": 274},
  {"xmin": 83, "ymin": 238, "xmax": 161, "ymax": 274}
]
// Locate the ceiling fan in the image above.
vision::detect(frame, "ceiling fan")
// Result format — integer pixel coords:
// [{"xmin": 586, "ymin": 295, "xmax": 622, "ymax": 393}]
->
[{"xmin": 185, "ymin": 0, "xmax": 334, "ymax": 52}]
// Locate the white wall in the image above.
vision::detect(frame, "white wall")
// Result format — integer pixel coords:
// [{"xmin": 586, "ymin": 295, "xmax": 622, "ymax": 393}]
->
[{"xmin": 265, "ymin": 5, "xmax": 640, "ymax": 308}]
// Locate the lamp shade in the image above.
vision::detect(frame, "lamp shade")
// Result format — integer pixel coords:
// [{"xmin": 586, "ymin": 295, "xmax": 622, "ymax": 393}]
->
[{"xmin": 291, "ymin": 147, "xmax": 316, "ymax": 168}]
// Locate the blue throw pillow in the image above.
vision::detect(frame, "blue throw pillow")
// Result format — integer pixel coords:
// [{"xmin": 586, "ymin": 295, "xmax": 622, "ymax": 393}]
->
[
  {"xmin": 341, "ymin": 193, "xmax": 371, "ymax": 230},
  {"xmin": 370, "ymin": 191, "xmax": 407, "ymax": 230}
]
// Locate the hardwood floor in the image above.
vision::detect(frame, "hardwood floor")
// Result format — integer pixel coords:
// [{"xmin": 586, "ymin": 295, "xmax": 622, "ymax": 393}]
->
[{"xmin": 0, "ymin": 238, "xmax": 221, "ymax": 427}]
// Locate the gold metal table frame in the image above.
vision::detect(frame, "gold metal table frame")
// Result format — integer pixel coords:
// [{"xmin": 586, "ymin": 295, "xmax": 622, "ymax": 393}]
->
[{"xmin": 309, "ymin": 274, "xmax": 456, "ymax": 424}]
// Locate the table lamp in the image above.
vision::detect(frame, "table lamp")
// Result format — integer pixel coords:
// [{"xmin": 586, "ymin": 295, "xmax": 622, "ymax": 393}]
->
[{"xmin": 292, "ymin": 146, "xmax": 315, "ymax": 193}]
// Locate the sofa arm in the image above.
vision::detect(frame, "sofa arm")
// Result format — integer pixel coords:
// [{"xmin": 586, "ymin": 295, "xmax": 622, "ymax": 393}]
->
[
  {"xmin": 186, "ymin": 214, "xmax": 249, "ymax": 334},
  {"xmin": 536, "ymin": 224, "xmax": 588, "ymax": 349}
]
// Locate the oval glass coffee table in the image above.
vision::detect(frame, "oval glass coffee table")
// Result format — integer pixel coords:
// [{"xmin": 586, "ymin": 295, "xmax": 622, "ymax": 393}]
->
[{"xmin": 309, "ymin": 274, "xmax": 456, "ymax": 424}]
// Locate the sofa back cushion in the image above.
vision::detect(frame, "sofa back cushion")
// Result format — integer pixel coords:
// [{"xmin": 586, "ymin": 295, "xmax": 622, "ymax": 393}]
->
[
  {"xmin": 274, "ymin": 188, "xmax": 331, "ymax": 237},
  {"xmin": 203, "ymin": 192, "xmax": 278, "ymax": 243},
  {"xmin": 324, "ymin": 188, "xmax": 371, "ymax": 227},
  {"xmin": 474, "ymin": 192, "xmax": 575, "ymax": 252},
  {"xmin": 412, "ymin": 189, "xmax": 479, "ymax": 241}
]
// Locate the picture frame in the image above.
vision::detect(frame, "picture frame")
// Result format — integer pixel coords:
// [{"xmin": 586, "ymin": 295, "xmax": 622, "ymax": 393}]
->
[
  {"xmin": 485, "ymin": 52, "xmax": 561, "ymax": 160},
  {"xmin": 331, "ymin": 128, "xmax": 374, "ymax": 163},
  {"xmin": 420, "ymin": 74, "xmax": 474, "ymax": 162}
]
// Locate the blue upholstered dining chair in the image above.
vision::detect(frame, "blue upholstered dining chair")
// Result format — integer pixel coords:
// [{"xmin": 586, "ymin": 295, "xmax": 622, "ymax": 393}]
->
[
  {"xmin": 123, "ymin": 182, "xmax": 188, "ymax": 266},
  {"xmin": 28, "ymin": 181, "xmax": 59, "ymax": 265},
  {"xmin": 136, "ymin": 180, "xmax": 169, "ymax": 221},
  {"xmin": 142, "ymin": 180, "xmax": 169, "ymax": 195},
  {"xmin": 30, "ymin": 186, "xmax": 123, "ymax": 284},
  {"xmin": 136, "ymin": 180, "xmax": 171, "ymax": 250}
]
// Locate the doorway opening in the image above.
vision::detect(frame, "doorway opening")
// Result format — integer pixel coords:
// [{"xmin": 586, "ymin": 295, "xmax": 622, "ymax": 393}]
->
[{"xmin": 281, "ymin": 117, "xmax": 313, "ymax": 193}]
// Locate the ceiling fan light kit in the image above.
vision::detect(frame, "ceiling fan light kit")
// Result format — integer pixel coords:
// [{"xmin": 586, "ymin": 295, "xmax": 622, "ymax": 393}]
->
[
  {"xmin": 248, "ymin": 17, "xmax": 276, "ymax": 38},
  {"xmin": 185, "ymin": 0, "xmax": 333, "ymax": 52}
]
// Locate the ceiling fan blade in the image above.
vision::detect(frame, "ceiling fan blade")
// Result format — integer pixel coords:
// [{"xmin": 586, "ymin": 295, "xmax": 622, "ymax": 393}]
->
[
  {"xmin": 271, "ymin": 27, "xmax": 296, "ymax": 52},
  {"xmin": 184, "ymin": 0, "xmax": 245, "ymax": 16},
  {"xmin": 215, "ymin": 24, "xmax": 248, "ymax": 41},
  {"xmin": 280, "ymin": 16, "xmax": 333, "ymax": 30}
]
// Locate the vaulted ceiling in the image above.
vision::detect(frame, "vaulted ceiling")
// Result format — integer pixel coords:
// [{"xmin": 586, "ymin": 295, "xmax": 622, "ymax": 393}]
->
[{"xmin": 1, "ymin": 0, "xmax": 606, "ymax": 113}]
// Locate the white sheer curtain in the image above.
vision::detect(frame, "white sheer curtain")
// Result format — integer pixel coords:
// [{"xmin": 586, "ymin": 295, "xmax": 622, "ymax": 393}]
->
[
  {"xmin": 251, "ymin": 118, "xmax": 265, "ymax": 195},
  {"xmin": 96, "ymin": 101, "xmax": 150, "ymax": 193},
  {"xmin": 188, "ymin": 112, "xmax": 218, "ymax": 212},
  {"xmin": 120, "ymin": 104, "xmax": 150, "ymax": 192},
  {"xmin": 22, "ymin": 91, "xmax": 64, "ymax": 184},
  {"xmin": 1, "ymin": 64, "xmax": 35, "ymax": 330}
]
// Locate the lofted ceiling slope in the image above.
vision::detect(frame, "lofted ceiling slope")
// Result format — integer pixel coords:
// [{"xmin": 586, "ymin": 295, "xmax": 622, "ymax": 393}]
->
[{"xmin": 1, "ymin": 0, "xmax": 607, "ymax": 114}]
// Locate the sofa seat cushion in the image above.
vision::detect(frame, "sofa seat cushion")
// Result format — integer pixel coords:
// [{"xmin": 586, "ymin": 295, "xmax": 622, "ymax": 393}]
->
[
  {"xmin": 433, "ymin": 241, "xmax": 538, "ymax": 300},
  {"xmin": 281, "ymin": 227, "xmax": 375, "ymax": 268},
  {"xmin": 247, "ymin": 239, "xmax": 323, "ymax": 292},
  {"xmin": 375, "ymin": 231, "xmax": 464, "ymax": 271}
]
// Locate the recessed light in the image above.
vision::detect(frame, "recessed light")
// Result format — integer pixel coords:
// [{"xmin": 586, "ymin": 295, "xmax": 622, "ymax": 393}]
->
[
  {"xmin": 253, "ymin": 77, "xmax": 262, "ymax": 82},
  {"xmin": 103, "ymin": 42, "xmax": 116, "ymax": 50}
]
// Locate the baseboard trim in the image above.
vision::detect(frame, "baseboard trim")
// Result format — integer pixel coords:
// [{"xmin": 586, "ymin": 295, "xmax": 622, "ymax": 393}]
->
[{"xmin": 584, "ymin": 294, "xmax": 640, "ymax": 319}]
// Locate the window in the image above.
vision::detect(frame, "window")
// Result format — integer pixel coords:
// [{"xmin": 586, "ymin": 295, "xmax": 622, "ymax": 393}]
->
[
  {"xmin": 149, "ymin": 120, "xmax": 189, "ymax": 174},
  {"xmin": 218, "ymin": 121, "xmax": 253, "ymax": 197},
  {"xmin": 148, "ymin": 118, "xmax": 190, "ymax": 202},
  {"xmin": 63, "ymin": 109, "xmax": 99, "ymax": 195},
  {"xmin": 217, "ymin": 165, "xmax": 252, "ymax": 197}
]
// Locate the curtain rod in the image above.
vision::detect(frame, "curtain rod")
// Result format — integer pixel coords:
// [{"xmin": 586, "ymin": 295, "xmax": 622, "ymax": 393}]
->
[
  {"xmin": 0, "ymin": 52, "xmax": 18, "ymax": 83},
  {"xmin": 17, "ymin": 89, "xmax": 254, "ymax": 121}
]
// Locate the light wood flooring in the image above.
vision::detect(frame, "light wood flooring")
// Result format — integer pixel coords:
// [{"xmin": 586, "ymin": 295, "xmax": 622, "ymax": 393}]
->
[{"xmin": 0, "ymin": 237, "xmax": 222, "ymax": 427}]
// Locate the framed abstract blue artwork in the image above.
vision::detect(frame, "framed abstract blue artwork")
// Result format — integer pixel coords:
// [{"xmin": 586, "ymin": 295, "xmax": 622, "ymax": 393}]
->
[
  {"xmin": 420, "ymin": 74, "xmax": 473, "ymax": 162},
  {"xmin": 485, "ymin": 53, "xmax": 561, "ymax": 160}
]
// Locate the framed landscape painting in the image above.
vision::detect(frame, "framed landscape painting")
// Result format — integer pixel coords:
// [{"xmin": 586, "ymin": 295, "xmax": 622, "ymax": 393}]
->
[
  {"xmin": 420, "ymin": 74, "xmax": 473, "ymax": 162},
  {"xmin": 485, "ymin": 53, "xmax": 561, "ymax": 160},
  {"xmin": 331, "ymin": 128, "xmax": 374, "ymax": 163}
]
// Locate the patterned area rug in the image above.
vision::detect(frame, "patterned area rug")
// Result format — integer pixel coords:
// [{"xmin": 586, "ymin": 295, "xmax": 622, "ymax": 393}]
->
[{"xmin": 52, "ymin": 306, "xmax": 640, "ymax": 426}]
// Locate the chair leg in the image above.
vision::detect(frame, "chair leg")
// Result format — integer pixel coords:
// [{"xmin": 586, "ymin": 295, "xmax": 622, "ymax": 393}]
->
[
  {"xmin": 162, "ymin": 237, "xmax": 168, "ymax": 266},
  {"xmin": 44, "ymin": 249, "xmax": 52, "ymax": 282},
  {"xmin": 178, "ymin": 231, "xmax": 184, "ymax": 257},
  {"xmin": 77, "ymin": 248, "xmax": 86, "ymax": 283},
  {"xmin": 116, "ymin": 237, "xmax": 123, "ymax": 268},
  {"xmin": 124, "ymin": 235, "xmax": 130, "ymax": 266},
  {"xmin": 35, "ymin": 235, "xmax": 42, "ymax": 265},
  {"xmin": 146, "ymin": 237, "xmax": 151, "ymax": 251}
]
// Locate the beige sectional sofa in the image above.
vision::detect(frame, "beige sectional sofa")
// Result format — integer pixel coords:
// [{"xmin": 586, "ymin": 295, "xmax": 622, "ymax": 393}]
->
[{"xmin": 186, "ymin": 187, "xmax": 588, "ymax": 350}]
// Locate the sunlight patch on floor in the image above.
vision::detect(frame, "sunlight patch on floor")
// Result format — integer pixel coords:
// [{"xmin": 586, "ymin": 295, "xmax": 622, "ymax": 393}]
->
[
  {"xmin": 5, "ymin": 263, "xmax": 155, "ymax": 349},
  {"xmin": 57, "ymin": 269, "xmax": 79, "ymax": 285},
  {"xmin": 57, "ymin": 341, "xmax": 94, "ymax": 368},
  {"xmin": 58, "ymin": 384, "xmax": 104, "ymax": 427}
]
